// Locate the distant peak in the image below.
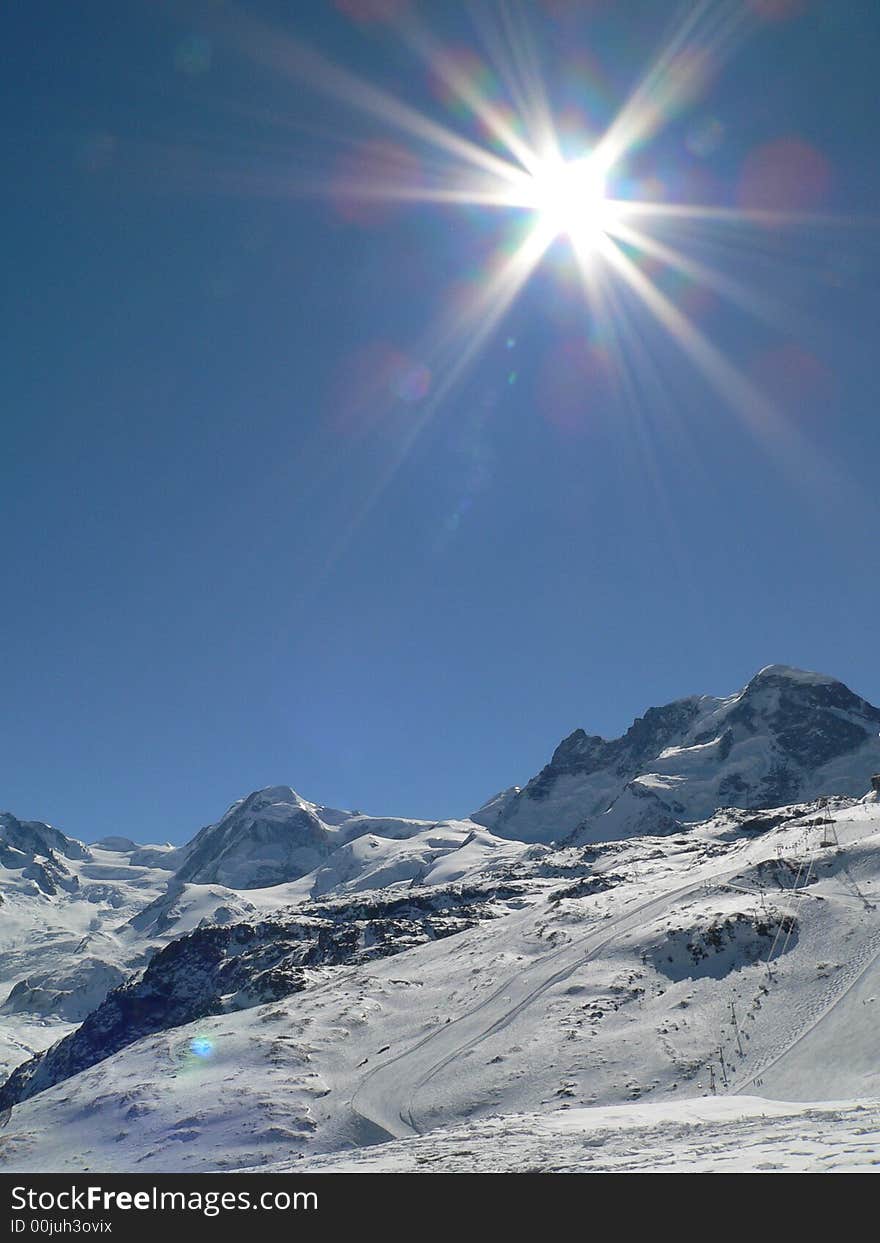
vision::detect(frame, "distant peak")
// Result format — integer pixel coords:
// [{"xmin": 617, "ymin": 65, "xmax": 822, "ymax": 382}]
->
[
  {"xmin": 92, "ymin": 835, "xmax": 139, "ymax": 852},
  {"xmin": 225, "ymin": 786, "xmax": 309, "ymax": 818},
  {"xmin": 748, "ymin": 664, "xmax": 837, "ymax": 687},
  {"xmin": 248, "ymin": 785, "xmax": 303, "ymax": 804}
]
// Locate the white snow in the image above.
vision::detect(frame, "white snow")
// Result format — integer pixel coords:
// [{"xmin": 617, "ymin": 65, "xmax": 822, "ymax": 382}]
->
[{"xmin": 265, "ymin": 1096, "xmax": 880, "ymax": 1172}]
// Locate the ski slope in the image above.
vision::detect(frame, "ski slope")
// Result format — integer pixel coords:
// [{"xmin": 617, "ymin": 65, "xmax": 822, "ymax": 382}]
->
[
  {"xmin": 729, "ymin": 803, "xmax": 880, "ymax": 1100},
  {"xmin": 350, "ymin": 852, "xmax": 750, "ymax": 1140}
]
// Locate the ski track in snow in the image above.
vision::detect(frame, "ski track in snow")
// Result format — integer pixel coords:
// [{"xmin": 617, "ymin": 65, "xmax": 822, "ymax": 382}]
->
[
  {"xmin": 351, "ymin": 858, "xmax": 747, "ymax": 1140},
  {"xmin": 731, "ymin": 922, "xmax": 880, "ymax": 1093}
]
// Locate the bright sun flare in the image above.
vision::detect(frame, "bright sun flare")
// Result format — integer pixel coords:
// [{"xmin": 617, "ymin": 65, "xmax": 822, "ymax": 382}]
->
[
  {"xmin": 524, "ymin": 156, "xmax": 614, "ymax": 251},
  {"xmin": 251, "ymin": 1, "xmax": 842, "ymax": 581}
]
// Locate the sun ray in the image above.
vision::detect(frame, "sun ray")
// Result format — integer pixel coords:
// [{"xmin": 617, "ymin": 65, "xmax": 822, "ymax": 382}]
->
[
  {"xmin": 597, "ymin": 230, "xmax": 868, "ymax": 509},
  {"xmin": 606, "ymin": 217, "xmax": 793, "ymax": 330},
  {"xmin": 596, "ymin": 231, "xmax": 784, "ymax": 435},
  {"xmin": 492, "ymin": 0, "xmax": 562, "ymax": 161},
  {"xmin": 309, "ymin": 221, "xmax": 555, "ymax": 589},
  {"xmin": 581, "ymin": 260, "xmax": 713, "ymax": 597},
  {"xmin": 609, "ymin": 199, "xmax": 880, "ymax": 230},
  {"xmin": 205, "ymin": 3, "xmax": 530, "ymax": 191},
  {"xmin": 398, "ymin": 18, "xmax": 544, "ymax": 175},
  {"xmin": 593, "ymin": 0, "xmax": 750, "ymax": 172}
]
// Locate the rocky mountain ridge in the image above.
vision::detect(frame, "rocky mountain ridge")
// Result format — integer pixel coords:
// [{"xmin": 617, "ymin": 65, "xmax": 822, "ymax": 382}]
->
[{"xmin": 472, "ymin": 666, "xmax": 880, "ymax": 843}]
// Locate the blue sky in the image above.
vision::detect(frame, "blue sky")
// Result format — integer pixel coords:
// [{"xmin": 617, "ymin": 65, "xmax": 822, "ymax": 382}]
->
[{"xmin": 3, "ymin": 1, "xmax": 879, "ymax": 845}]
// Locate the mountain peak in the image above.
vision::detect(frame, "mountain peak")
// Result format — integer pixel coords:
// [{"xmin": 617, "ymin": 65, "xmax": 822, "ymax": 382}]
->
[
  {"xmin": 0, "ymin": 811, "xmax": 91, "ymax": 863},
  {"xmin": 174, "ymin": 786, "xmax": 338, "ymax": 889},
  {"xmin": 223, "ymin": 785, "xmax": 308, "ymax": 818},
  {"xmin": 478, "ymin": 667, "xmax": 880, "ymax": 844},
  {"xmin": 748, "ymin": 665, "xmax": 838, "ymax": 687}
]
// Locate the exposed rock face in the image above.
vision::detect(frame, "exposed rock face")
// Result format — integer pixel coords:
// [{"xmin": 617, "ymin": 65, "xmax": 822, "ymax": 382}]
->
[
  {"xmin": 529, "ymin": 699, "xmax": 705, "ymax": 799},
  {"xmin": 0, "ymin": 812, "xmax": 91, "ymax": 864},
  {"xmin": 0, "ymin": 812, "xmax": 91, "ymax": 896},
  {"xmin": 649, "ymin": 911, "xmax": 798, "ymax": 982},
  {"xmin": 473, "ymin": 666, "xmax": 880, "ymax": 843},
  {"xmin": 0, "ymin": 883, "xmax": 514, "ymax": 1111}
]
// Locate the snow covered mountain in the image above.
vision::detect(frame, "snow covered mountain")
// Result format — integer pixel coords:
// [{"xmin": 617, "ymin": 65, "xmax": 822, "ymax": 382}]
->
[
  {"xmin": 174, "ymin": 787, "xmax": 342, "ymax": 889},
  {"xmin": 0, "ymin": 811, "xmax": 91, "ymax": 897},
  {"xmin": 171, "ymin": 785, "xmax": 456, "ymax": 889},
  {"xmin": 473, "ymin": 666, "xmax": 880, "ymax": 844},
  {"xmin": 2, "ymin": 663, "xmax": 880, "ymax": 1173}
]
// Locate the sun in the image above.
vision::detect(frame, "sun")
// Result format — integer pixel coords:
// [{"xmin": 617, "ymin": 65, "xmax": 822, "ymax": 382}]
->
[{"xmin": 523, "ymin": 155, "xmax": 615, "ymax": 252}]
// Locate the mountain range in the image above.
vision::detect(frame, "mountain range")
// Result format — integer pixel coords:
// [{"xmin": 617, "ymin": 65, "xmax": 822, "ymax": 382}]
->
[{"xmin": 1, "ymin": 664, "xmax": 879, "ymax": 1171}]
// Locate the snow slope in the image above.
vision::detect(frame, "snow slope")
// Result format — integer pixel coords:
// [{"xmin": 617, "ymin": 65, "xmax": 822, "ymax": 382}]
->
[{"xmin": 268, "ymin": 1096, "xmax": 880, "ymax": 1173}]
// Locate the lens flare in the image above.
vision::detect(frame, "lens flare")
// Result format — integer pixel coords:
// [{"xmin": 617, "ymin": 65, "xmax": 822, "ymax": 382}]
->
[
  {"xmin": 189, "ymin": 1036, "xmax": 214, "ymax": 1059},
  {"xmin": 191, "ymin": 0, "xmax": 864, "ymax": 572}
]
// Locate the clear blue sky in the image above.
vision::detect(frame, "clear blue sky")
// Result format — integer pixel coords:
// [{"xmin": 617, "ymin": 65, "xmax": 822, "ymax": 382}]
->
[{"xmin": 2, "ymin": 1, "xmax": 879, "ymax": 845}]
